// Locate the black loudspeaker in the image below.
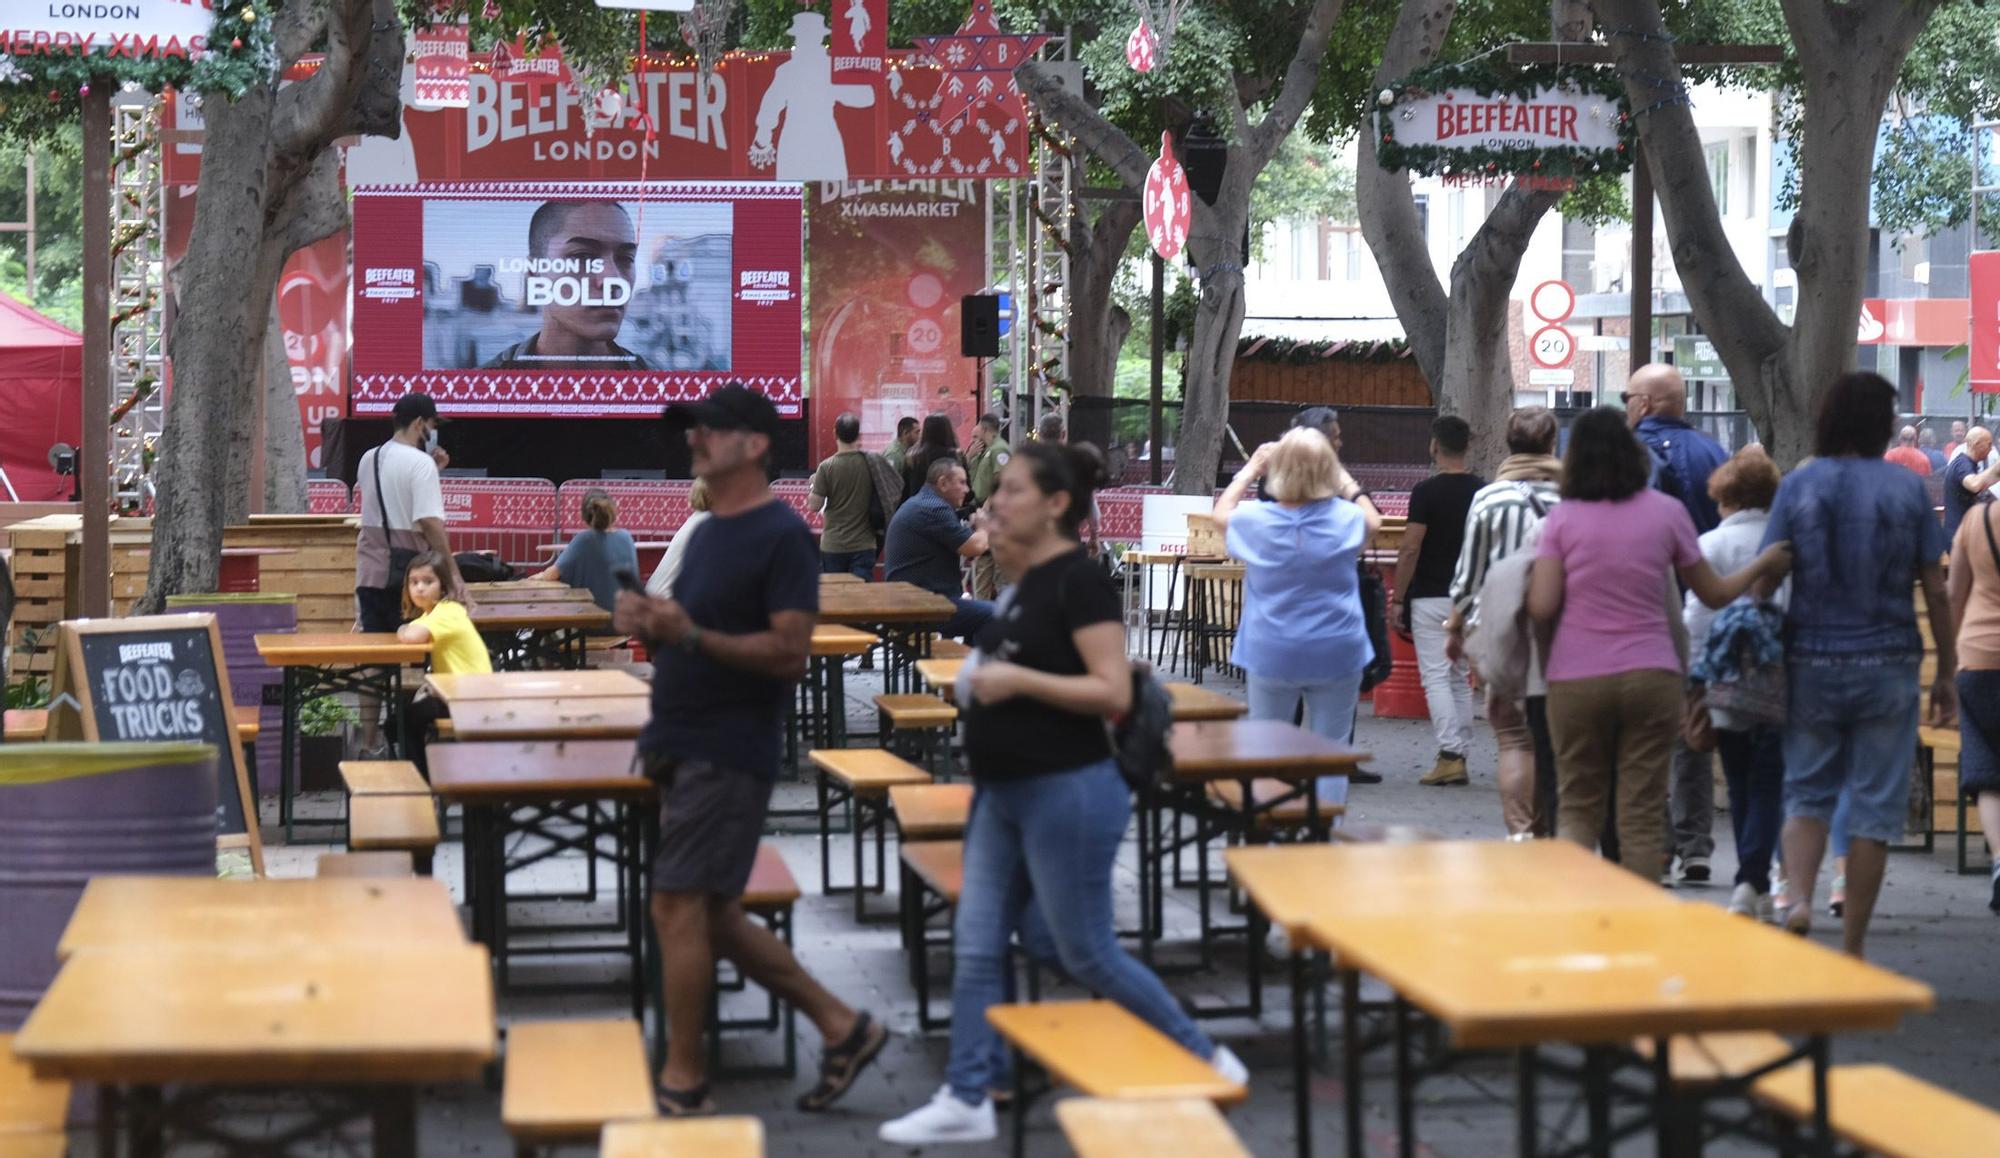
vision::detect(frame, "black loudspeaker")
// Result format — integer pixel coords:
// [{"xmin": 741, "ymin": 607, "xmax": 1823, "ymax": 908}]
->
[{"xmin": 961, "ymin": 293, "xmax": 1001, "ymax": 358}]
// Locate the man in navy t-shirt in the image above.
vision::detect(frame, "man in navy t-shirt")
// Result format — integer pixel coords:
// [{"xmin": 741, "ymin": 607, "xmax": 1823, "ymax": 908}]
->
[{"xmin": 615, "ymin": 383, "xmax": 885, "ymax": 1114}]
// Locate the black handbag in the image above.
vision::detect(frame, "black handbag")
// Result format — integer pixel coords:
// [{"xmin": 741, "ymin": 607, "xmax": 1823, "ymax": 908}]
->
[
  {"xmin": 372, "ymin": 445, "xmax": 420, "ymax": 591},
  {"xmin": 1358, "ymin": 562, "xmax": 1393, "ymax": 692}
]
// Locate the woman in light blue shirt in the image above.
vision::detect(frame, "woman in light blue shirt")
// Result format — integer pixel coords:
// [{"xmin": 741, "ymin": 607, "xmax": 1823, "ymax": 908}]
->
[{"xmin": 1211, "ymin": 428, "xmax": 1381, "ymax": 796}]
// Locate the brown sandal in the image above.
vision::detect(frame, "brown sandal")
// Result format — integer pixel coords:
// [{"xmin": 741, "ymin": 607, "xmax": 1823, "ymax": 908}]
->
[
  {"xmin": 655, "ymin": 1082, "xmax": 715, "ymax": 1117},
  {"xmin": 797, "ymin": 1011, "xmax": 887, "ymax": 1112}
]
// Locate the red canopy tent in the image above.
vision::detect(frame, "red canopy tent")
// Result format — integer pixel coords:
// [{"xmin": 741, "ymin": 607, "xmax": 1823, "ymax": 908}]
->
[{"xmin": 0, "ymin": 292, "xmax": 82, "ymax": 502}]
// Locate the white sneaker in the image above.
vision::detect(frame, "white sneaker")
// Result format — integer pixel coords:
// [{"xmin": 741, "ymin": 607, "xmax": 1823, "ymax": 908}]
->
[
  {"xmin": 1755, "ymin": 891, "xmax": 1776, "ymax": 924},
  {"xmin": 1211, "ymin": 1044, "xmax": 1250, "ymax": 1087},
  {"xmin": 1727, "ymin": 882, "xmax": 1760, "ymax": 917},
  {"xmin": 879, "ymin": 1086, "xmax": 997, "ymax": 1145}
]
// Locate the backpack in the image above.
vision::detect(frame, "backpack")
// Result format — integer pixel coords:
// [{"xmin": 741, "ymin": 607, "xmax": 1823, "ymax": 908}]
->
[
  {"xmin": 864, "ymin": 451, "xmax": 904, "ymax": 536},
  {"xmin": 1460, "ymin": 487, "xmax": 1553, "ymax": 703},
  {"xmin": 1109, "ymin": 665, "xmax": 1176, "ymax": 792},
  {"xmin": 454, "ymin": 551, "xmax": 517, "ymax": 584}
]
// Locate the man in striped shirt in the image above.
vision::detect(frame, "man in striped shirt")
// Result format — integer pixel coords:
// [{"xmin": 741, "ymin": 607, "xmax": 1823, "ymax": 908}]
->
[{"xmin": 1445, "ymin": 407, "xmax": 1563, "ymax": 836}]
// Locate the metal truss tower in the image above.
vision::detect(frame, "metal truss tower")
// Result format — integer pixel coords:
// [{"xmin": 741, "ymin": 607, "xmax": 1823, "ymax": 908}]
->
[{"xmin": 109, "ymin": 95, "xmax": 165, "ymax": 514}]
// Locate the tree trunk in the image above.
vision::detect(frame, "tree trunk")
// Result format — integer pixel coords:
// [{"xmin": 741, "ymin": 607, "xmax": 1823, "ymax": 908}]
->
[
  {"xmin": 1597, "ymin": 0, "xmax": 1936, "ymax": 464},
  {"xmin": 263, "ymin": 294, "xmax": 310, "ymax": 514},
  {"xmin": 1360, "ymin": 0, "xmax": 1571, "ymax": 477},
  {"xmin": 1016, "ymin": 0, "xmax": 1348, "ymax": 495},
  {"xmin": 1066, "ymin": 198, "xmax": 1141, "ymax": 450},
  {"xmin": 141, "ymin": 90, "xmax": 284, "ymax": 610},
  {"xmin": 136, "ymin": 0, "xmax": 400, "ymax": 611}
]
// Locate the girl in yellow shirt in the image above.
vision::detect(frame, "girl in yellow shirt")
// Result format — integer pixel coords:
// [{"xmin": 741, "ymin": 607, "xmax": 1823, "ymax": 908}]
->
[{"xmin": 397, "ymin": 552, "xmax": 491, "ymax": 778}]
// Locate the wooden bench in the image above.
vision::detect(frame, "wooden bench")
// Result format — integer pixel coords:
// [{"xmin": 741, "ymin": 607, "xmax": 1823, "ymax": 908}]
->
[
  {"xmin": 1918, "ymin": 723, "xmax": 1983, "ymax": 872},
  {"xmin": 502, "ymin": 1019, "xmax": 656, "ymax": 1155},
  {"xmin": 1056, "ymin": 1097, "xmax": 1249, "ymax": 1158},
  {"xmin": 1206, "ymin": 779, "xmax": 1347, "ymax": 833},
  {"xmin": 987, "ymin": 1001, "xmax": 1246, "ymax": 1157},
  {"xmin": 872, "ymin": 693, "xmax": 959, "ymax": 776},
  {"xmin": 601, "ymin": 1116, "xmax": 763, "ymax": 1157},
  {"xmin": 338, "ymin": 759, "xmax": 431, "ymax": 796},
  {"xmin": 899, "ymin": 840, "xmax": 965, "ymax": 1032},
  {"xmin": 1637, "ymin": 1032, "xmax": 1795, "ymax": 1086},
  {"xmin": 711, "ymin": 844, "xmax": 800, "ymax": 1078},
  {"xmin": 928, "ymin": 638, "xmax": 972, "ymax": 660},
  {"xmin": 806, "ymin": 748, "xmax": 933, "ymax": 921},
  {"xmin": 0, "ymin": 1033, "xmax": 68, "ymax": 1138},
  {"xmin": 1753, "ymin": 1063, "xmax": 2000, "ymax": 1158},
  {"xmin": 1329, "ymin": 823, "xmax": 1443, "ymax": 845},
  {"xmin": 0, "ymin": 1136, "xmax": 67, "ymax": 1158},
  {"xmin": 348, "ymin": 794, "xmax": 442, "ymax": 876},
  {"xmin": 890, "ymin": 782, "xmax": 973, "ymax": 842},
  {"xmin": 315, "ymin": 851, "xmax": 416, "ymax": 878}
]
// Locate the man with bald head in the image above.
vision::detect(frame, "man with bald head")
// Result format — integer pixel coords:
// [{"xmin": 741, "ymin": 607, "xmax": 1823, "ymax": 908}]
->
[
  {"xmin": 1625, "ymin": 363, "xmax": 1728, "ymax": 535},
  {"xmin": 1944, "ymin": 426, "xmax": 2000, "ymax": 540},
  {"xmin": 1885, "ymin": 425, "xmax": 1931, "ymax": 476}
]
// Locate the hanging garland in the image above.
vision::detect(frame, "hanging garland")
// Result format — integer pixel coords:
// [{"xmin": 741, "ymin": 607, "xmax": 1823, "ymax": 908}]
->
[
  {"xmin": 1236, "ymin": 336, "xmax": 1413, "ymax": 366},
  {"xmin": 0, "ymin": 2, "xmax": 279, "ymax": 122},
  {"xmin": 1374, "ymin": 60, "xmax": 1636, "ymax": 181}
]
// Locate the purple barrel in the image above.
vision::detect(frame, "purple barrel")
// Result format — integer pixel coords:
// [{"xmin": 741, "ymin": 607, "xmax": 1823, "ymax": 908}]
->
[
  {"xmin": 0, "ymin": 741, "xmax": 219, "ymax": 1031},
  {"xmin": 167, "ymin": 594, "xmax": 299, "ymax": 797}
]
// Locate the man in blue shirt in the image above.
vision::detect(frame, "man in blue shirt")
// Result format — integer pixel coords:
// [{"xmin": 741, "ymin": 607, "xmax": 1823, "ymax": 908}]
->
[
  {"xmin": 1943, "ymin": 426, "xmax": 2000, "ymax": 541},
  {"xmin": 885, "ymin": 457, "xmax": 993, "ymax": 640},
  {"xmin": 1625, "ymin": 363, "xmax": 1730, "ymax": 884},
  {"xmin": 1625, "ymin": 363, "xmax": 1729, "ymax": 534}
]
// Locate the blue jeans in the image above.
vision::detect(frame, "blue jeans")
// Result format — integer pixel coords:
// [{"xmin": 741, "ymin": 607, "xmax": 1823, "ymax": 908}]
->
[
  {"xmin": 1716, "ymin": 726, "xmax": 1783, "ymax": 893},
  {"xmin": 821, "ymin": 550, "xmax": 876, "ymax": 580},
  {"xmin": 944, "ymin": 760, "xmax": 1214, "ymax": 1105},
  {"xmin": 942, "ymin": 596, "xmax": 995, "ymax": 642},
  {"xmin": 1782, "ymin": 662, "xmax": 1919, "ymax": 844},
  {"xmin": 1245, "ymin": 669, "xmax": 1364, "ymax": 801}
]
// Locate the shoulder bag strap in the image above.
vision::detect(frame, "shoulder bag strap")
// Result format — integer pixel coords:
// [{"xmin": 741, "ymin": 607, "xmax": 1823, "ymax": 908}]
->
[
  {"xmin": 372, "ymin": 444, "xmax": 397, "ymax": 550},
  {"xmin": 1983, "ymin": 501, "xmax": 2000, "ymax": 577}
]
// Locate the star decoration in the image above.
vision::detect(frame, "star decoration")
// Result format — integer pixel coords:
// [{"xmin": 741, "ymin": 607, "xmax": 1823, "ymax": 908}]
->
[{"xmin": 912, "ymin": 0, "xmax": 1049, "ymax": 129}]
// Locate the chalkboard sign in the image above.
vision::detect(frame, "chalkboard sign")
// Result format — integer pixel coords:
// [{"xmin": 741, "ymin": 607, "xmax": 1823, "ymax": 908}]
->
[{"xmin": 50, "ymin": 614, "xmax": 265, "ymax": 875}]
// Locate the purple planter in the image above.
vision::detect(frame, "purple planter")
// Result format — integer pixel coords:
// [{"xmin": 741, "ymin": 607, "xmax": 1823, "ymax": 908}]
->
[
  {"xmin": 0, "ymin": 742, "xmax": 219, "ymax": 1031},
  {"xmin": 167, "ymin": 594, "xmax": 299, "ymax": 797}
]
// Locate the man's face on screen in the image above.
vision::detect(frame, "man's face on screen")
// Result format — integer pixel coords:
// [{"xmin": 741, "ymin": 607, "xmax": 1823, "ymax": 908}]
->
[{"xmin": 537, "ymin": 202, "xmax": 637, "ymax": 348}]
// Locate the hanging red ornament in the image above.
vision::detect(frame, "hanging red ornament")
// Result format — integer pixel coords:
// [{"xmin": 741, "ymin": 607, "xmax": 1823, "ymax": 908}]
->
[
  {"xmin": 232, "ymin": 37, "xmax": 243, "ymax": 49},
  {"xmin": 78, "ymin": 84, "xmax": 90, "ymax": 97}
]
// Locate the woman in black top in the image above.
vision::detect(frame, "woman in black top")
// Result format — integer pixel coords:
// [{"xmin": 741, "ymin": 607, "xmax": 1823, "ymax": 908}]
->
[
  {"xmin": 879, "ymin": 442, "xmax": 1245, "ymax": 1146},
  {"xmin": 902, "ymin": 412, "xmax": 961, "ymax": 502}
]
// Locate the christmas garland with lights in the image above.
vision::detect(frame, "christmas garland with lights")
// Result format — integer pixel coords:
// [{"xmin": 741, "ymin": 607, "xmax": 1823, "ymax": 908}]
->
[
  {"xmin": 1236, "ymin": 336, "xmax": 1413, "ymax": 366},
  {"xmin": 1374, "ymin": 60, "xmax": 1636, "ymax": 180},
  {"xmin": 0, "ymin": 2, "xmax": 278, "ymax": 117}
]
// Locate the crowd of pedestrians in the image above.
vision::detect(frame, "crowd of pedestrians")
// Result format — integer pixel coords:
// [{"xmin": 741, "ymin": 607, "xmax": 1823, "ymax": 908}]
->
[{"xmin": 327, "ymin": 369, "xmax": 1996, "ymax": 1126}]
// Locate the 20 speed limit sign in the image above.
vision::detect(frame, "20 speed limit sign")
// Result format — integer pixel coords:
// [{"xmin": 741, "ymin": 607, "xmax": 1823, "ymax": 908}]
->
[{"xmin": 1530, "ymin": 324, "xmax": 1576, "ymax": 369}]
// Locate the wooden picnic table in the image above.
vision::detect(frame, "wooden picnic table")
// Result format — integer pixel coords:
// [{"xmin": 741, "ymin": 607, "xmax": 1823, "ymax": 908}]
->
[
  {"xmin": 1134, "ymin": 720, "xmax": 1370, "ymax": 1014},
  {"xmin": 467, "ymin": 584, "xmax": 596, "ymax": 605},
  {"xmin": 817, "ymin": 581, "xmax": 957, "ymax": 694},
  {"xmin": 424, "ymin": 670, "xmax": 648, "ymax": 702},
  {"xmin": 13, "ymin": 944, "xmax": 494, "ymax": 1154},
  {"xmin": 442, "ymin": 697, "xmax": 650, "ymax": 741},
  {"xmin": 916, "ymin": 660, "xmax": 1247, "ymax": 725},
  {"xmin": 820, "ymin": 572, "xmax": 865, "ymax": 585},
  {"xmin": 1224, "ymin": 841, "xmax": 1933, "ymax": 1158},
  {"xmin": 427, "ymin": 740, "xmax": 653, "ymax": 1014},
  {"xmin": 794, "ymin": 625, "xmax": 878, "ymax": 752},
  {"xmin": 535, "ymin": 541, "xmax": 670, "ymax": 555},
  {"xmin": 56, "ymin": 877, "xmax": 466, "ymax": 960},
  {"xmin": 468, "ymin": 602, "xmax": 613, "ymax": 671},
  {"xmin": 255, "ymin": 633, "xmax": 433, "ymax": 842}
]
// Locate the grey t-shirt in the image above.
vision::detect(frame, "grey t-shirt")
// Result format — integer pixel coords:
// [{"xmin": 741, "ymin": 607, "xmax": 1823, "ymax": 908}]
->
[{"xmin": 555, "ymin": 529, "xmax": 640, "ymax": 613}]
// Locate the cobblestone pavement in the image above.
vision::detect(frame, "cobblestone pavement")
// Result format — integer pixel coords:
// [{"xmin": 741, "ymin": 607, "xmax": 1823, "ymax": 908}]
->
[{"xmin": 70, "ymin": 662, "xmax": 2000, "ymax": 1156}]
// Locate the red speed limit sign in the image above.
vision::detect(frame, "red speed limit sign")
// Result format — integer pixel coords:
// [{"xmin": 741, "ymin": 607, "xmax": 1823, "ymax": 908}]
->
[{"xmin": 1530, "ymin": 324, "xmax": 1576, "ymax": 369}]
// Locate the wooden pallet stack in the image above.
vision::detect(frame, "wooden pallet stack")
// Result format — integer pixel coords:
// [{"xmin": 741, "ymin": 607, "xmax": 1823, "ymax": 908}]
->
[
  {"xmin": 6, "ymin": 519, "xmax": 78, "ymax": 681},
  {"xmin": 225, "ymin": 516, "xmax": 359, "ymax": 637}
]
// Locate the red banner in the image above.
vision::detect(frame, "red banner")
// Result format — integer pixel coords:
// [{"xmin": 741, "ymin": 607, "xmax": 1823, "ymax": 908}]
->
[
  {"xmin": 806, "ymin": 181, "xmax": 986, "ymax": 466},
  {"xmin": 413, "ymin": 21, "xmax": 470, "ymax": 109},
  {"xmin": 350, "ymin": 181, "xmax": 803, "ymax": 418},
  {"xmin": 167, "ymin": 50, "xmax": 1030, "ymax": 188},
  {"xmin": 1974, "ymin": 252, "xmax": 2000, "ymax": 393},
  {"xmin": 277, "ymin": 236, "xmax": 350, "ymax": 469}
]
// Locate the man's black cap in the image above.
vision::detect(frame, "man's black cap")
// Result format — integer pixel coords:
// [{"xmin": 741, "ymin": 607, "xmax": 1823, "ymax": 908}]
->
[
  {"xmin": 662, "ymin": 383, "xmax": 782, "ymax": 437},
  {"xmin": 1292, "ymin": 406, "xmax": 1339, "ymax": 432},
  {"xmin": 392, "ymin": 393, "xmax": 442, "ymax": 425}
]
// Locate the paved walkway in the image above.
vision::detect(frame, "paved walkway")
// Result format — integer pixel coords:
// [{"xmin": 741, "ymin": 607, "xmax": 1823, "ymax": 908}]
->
[{"xmin": 120, "ymin": 667, "xmax": 2000, "ymax": 1155}]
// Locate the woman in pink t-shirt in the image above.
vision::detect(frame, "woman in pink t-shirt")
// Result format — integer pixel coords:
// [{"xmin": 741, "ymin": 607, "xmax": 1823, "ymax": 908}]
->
[{"xmin": 1527, "ymin": 407, "xmax": 1789, "ymax": 880}]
